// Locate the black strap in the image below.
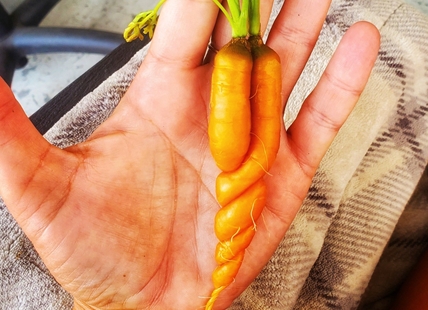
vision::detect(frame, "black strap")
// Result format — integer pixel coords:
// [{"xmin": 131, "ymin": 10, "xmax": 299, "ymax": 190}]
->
[{"xmin": 29, "ymin": 37, "xmax": 150, "ymax": 135}]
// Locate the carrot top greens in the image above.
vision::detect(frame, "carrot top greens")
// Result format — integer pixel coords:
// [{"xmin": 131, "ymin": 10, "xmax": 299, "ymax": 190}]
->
[
  {"xmin": 248, "ymin": 0, "xmax": 261, "ymax": 36},
  {"xmin": 213, "ymin": 0, "xmax": 248, "ymax": 38},
  {"xmin": 123, "ymin": 0, "xmax": 165, "ymax": 42},
  {"xmin": 123, "ymin": 0, "xmax": 261, "ymax": 42},
  {"xmin": 213, "ymin": 0, "xmax": 260, "ymax": 38}
]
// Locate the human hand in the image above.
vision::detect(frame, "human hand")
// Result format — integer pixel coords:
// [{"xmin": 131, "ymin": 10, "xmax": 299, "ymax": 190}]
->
[{"xmin": 0, "ymin": 0, "xmax": 380, "ymax": 309}]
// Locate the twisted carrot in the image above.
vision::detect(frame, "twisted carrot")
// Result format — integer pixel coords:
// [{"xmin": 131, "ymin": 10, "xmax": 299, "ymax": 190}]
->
[{"xmin": 206, "ymin": 35, "xmax": 282, "ymax": 309}]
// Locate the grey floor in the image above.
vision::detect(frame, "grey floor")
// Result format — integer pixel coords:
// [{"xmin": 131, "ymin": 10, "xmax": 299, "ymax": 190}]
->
[{"xmin": 3, "ymin": 0, "xmax": 428, "ymax": 116}]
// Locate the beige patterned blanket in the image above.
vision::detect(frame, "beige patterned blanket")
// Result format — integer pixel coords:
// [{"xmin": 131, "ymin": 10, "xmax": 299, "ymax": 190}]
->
[{"xmin": 1, "ymin": 0, "xmax": 428, "ymax": 309}]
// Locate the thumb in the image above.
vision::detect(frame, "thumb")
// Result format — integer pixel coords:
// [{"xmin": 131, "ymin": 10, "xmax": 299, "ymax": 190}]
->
[{"xmin": 0, "ymin": 78, "xmax": 76, "ymax": 233}]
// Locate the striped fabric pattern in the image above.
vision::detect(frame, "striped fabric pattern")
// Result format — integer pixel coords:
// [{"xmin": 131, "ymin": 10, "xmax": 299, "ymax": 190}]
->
[{"xmin": 231, "ymin": 0, "xmax": 428, "ymax": 309}]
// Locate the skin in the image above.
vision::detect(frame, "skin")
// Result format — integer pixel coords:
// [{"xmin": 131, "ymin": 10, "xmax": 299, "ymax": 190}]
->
[{"xmin": 0, "ymin": 0, "xmax": 381, "ymax": 309}]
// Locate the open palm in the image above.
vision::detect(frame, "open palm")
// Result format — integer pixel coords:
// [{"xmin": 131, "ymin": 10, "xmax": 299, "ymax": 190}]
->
[{"xmin": 0, "ymin": 0, "xmax": 380, "ymax": 309}]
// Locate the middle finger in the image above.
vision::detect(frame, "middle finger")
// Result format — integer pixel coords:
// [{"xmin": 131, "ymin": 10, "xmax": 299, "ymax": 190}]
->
[{"xmin": 267, "ymin": 0, "xmax": 332, "ymax": 106}]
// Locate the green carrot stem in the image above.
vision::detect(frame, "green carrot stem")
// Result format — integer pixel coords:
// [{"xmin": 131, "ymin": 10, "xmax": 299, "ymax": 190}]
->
[
  {"xmin": 123, "ymin": 0, "xmax": 166, "ymax": 42},
  {"xmin": 249, "ymin": 0, "xmax": 261, "ymax": 36},
  {"xmin": 212, "ymin": 0, "xmax": 250, "ymax": 38}
]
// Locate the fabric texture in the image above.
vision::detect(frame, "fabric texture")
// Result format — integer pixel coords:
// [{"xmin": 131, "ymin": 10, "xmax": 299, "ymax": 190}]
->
[
  {"xmin": 1, "ymin": 0, "xmax": 428, "ymax": 309},
  {"xmin": 232, "ymin": 1, "xmax": 428, "ymax": 309}
]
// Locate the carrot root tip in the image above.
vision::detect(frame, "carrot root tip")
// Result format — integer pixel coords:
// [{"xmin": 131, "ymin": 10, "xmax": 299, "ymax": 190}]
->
[{"xmin": 204, "ymin": 286, "xmax": 226, "ymax": 310}]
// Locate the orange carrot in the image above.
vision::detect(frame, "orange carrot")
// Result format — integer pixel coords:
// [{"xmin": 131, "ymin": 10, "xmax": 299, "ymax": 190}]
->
[
  {"xmin": 208, "ymin": 38, "xmax": 253, "ymax": 172},
  {"xmin": 214, "ymin": 179, "xmax": 266, "ymax": 241},
  {"xmin": 215, "ymin": 35, "xmax": 282, "ymax": 207},
  {"xmin": 206, "ymin": 30, "xmax": 282, "ymax": 310},
  {"xmin": 215, "ymin": 226, "xmax": 255, "ymax": 265}
]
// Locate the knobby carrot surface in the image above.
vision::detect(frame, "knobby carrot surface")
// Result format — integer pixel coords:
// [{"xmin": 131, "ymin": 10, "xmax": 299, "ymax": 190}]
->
[
  {"xmin": 206, "ymin": 33, "xmax": 282, "ymax": 310},
  {"xmin": 215, "ymin": 226, "xmax": 255, "ymax": 264},
  {"xmin": 214, "ymin": 179, "xmax": 266, "ymax": 241}
]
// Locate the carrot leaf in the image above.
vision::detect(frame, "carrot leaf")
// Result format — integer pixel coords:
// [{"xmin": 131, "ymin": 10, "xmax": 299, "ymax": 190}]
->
[
  {"xmin": 123, "ymin": 0, "xmax": 166, "ymax": 42},
  {"xmin": 212, "ymin": 0, "xmax": 250, "ymax": 38},
  {"xmin": 249, "ymin": 0, "xmax": 261, "ymax": 36}
]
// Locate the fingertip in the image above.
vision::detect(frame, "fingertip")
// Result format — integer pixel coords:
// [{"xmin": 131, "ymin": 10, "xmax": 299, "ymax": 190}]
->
[
  {"xmin": 324, "ymin": 21, "xmax": 380, "ymax": 98},
  {"xmin": 0, "ymin": 77, "xmax": 27, "ymax": 134},
  {"xmin": 0, "ymin": 76, "xmax": 47, "ymax": 150},
  {"xmin": 146, "ymin": 0, "xmax": 218, "ymax": 68},
  {"xmin": 350, "ymin": 21, "xmax": 381, "ymax": 47},
  {"xmin": 361, "ymin": 21, "xmax": 381, "ymax": 65},
  {"xmin": 340, "ymin": 21, "xmax": 380, "ymax": 73},
  {"xmin": 0, "ymin": 76, "xmax": 27, "ymax": 127}
]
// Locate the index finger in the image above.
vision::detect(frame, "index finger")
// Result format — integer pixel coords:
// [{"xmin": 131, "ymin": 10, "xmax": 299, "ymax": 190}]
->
[{"xmin": 146, "ymin": 0, "xmax": 219, "ymax": 69}]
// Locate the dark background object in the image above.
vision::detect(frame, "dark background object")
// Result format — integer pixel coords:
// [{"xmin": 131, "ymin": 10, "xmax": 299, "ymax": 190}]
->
[
  {"xmin": 0, "ymin": 0, "xmax": 124, "ymax": 85},
  {"xmin": 29, "ymin": 37, "xmax": 150, "ymax": 135}
]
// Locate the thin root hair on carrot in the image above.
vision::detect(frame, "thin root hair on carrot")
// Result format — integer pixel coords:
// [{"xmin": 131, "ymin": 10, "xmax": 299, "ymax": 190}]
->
[
  {"xmin": 250, "ymin": 131, "xmax": 270, "ymax": 170},
  {"xmin": 250, "ymin": 156, "xmax": 272, "ymax": 176},
  {"xmin": 250, "ymin": 156, "xmax": 273, "ymax": 177},
  {"xmin": 230, "ymin": 226, "xmax": 241, "ymax": 243},
  {"xmin": 249, "ymin": 83, "xmax": 260, "ymax": 99},
  {"xmin": 220, "ymin": 240, "xmax": 236, "ymax": 257},
  {"xmin": 220, "ymin": 252, "xmax": 243, "ymax": 263},
  {"xmin": 250, "ymin": 197, "xmax": 261, "ymax": 231},
  {"xmin": 226, "ymin": 246, "xmax": 235, "ymax": 257}
]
